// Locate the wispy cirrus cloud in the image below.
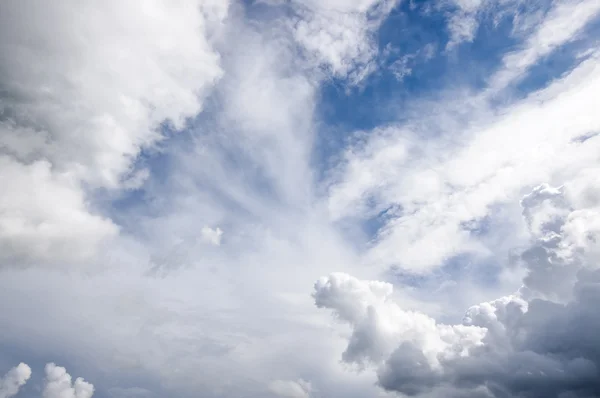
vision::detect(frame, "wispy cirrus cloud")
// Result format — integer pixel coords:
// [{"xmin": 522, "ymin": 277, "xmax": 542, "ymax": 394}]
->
[{"xmin": 326, "ymin": 0, "xmax": 600, "ymax": 274}]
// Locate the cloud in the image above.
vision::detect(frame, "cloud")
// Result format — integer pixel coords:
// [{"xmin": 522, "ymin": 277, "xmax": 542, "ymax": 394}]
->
[
  {"xmin": 389, "ymin": 54, "xmax": 415, "ymax": 82},
  {"xmin": 288, "ymin": 0, "xmax": 399, "ymax": 83},
  {"xmin": 0, "ymin": 157, "xmax": 119, "ymax": 267},
  {"xmin": 316, "ymin": 178, "xmax": 600, "ymax": 397},
  {"xmin": 326, "ymin": 4, "xmax": 600, "ymax": 272},
  {"xmin": 314, "ymin": 272, "xmax": 487, "ymax": 370},
  {"xmin": 200, "ymin": 226, "xmax": 224, "ymax": 246},
  {"xmin": 0, "ymin": 4, "xmax": 384, "ymax": 398},
  {"xmin": 0, "ymin": 363, "xmax": 31, "ymax": 398},
  {"xmin": 0, "ymin": 0, "xmax": 228, "ymax": 267},
  {"xmin": 444, "ymin": 0, "xmax": 485, "ymax": 49},
  {"xmin": 44, "ymin": 363, "xmax": 95, "ymax": 398},
  {"xmin": 268, "ymin": 379, "xmax": 312, "ymax": 398},
  {"xmin": 488, "ymin": 0, "xmax": 600, "ymax": 92},
  {"xmin": 2, "ymin": 1, "xmax": 600, "ymax": 398}
]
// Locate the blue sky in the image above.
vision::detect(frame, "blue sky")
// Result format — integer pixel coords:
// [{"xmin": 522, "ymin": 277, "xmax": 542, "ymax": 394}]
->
[{"xmin": 1, "ymin": 1, "xmax": 600, "ymax": 398}]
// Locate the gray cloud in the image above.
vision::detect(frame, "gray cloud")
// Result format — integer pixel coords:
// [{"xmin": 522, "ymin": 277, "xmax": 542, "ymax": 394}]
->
[{"xmin": 316, "ymin": 176, "xmax": 600, "ymax": 397}]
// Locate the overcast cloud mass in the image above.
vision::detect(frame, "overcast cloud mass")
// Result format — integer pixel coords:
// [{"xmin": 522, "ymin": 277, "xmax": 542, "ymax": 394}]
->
[{"xmin": 1, "ymin": 1, "xmax": 600, "ymax": 397}]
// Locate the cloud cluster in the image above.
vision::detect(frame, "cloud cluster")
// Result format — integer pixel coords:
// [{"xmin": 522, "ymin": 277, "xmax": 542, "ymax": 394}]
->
[
  {"xmin": 43, "ymin": 363, "xmax": 95, "ymax": 398},
  {"xmin": 0, "ymin": 362, "xmax": 93, "ymax": 398},
  {"xmin": 0, "ymin": 363, "xmax": 31, "ymax": 398},
  {"xmin": 316, "ymin": 176, "xmax": 600, "ymax": 397},
  {"xmin": 0, "ymin": 0, "xmax": 228, "ymax": 267}
]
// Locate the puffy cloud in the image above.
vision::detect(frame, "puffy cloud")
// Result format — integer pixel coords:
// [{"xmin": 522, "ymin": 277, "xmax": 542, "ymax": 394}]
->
[
  {"xmin": 314, "ymin": 272, "xmax": 487, "ymax": 368},
  {"xmin": 268, "ymin": 379, "xmax": 312, "ymax": 398},
  {"xmin": 44, "ymin": 363, "xmax": 95, "ymax": 398},
  {"xmin": 0, "ymin": 157, "xmax": 118, "ymax": 267},
  {"xmin": 316, "ymin": 180, "xmax": 600, "ymax": 397},
  {"xmin": 0, "ymin": 363, "xmax": 31, "ymax": 398},
  {"xmin": 0, "ymin": 0, "xmax": 228, "ymax": 266}
]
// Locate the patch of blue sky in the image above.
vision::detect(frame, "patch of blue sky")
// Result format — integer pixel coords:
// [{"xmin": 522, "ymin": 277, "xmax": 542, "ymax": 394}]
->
[
  {"xmin": 386, "ymin": 252, "xmax": 503, "ymax": 290},
  {"xmin": 572, "ymin": 131, "xmax": 600, "ymax": 144},
  {"xmin": 460, "ymin": 215, "xmax": 492, "ymax": 237},
  {"xmin": 311, "ymin": 1, "xmax": 543, "ymax": 175},
  {"xmin": 242, "ymin": 0, "xmax": 293, "ymax": 23},
  {"xmin": 363, "ymin": 204, "xmax": 404, "ymax": 238},
  {"xmin": 92, "ymin": 122, "xmax": 186, "ymax": 235},
  {"xmin": 313, "ymin": 1, "xmax": 600, "ymax": 260},
  {"xmin": 102, "ymin": 86, "xmax": 287, "ymax": 234},
  {"xmin": 315, "ymin": 2, "xmax": 449, "ymax": 131}
]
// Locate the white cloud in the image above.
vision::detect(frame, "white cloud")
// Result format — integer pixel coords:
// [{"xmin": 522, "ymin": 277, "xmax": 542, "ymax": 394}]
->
[
  {"xmin": 268, "ymin": 379, "xmax": 312, "ymax": 398},
  {"xmin": 489, "ymin": 0, "xmax": 600, "ymax": 92},
  {"xmin": 0, "ymin": 157, "xmax": 118, "ymax": 266},
  {"xmin": 0, "ymin": 0, "xmax": 228, "ymax": 267},
  {"xmin": 314, "ymin": 272, "xmax": 487, "ymax": 368},
  {"xmin": 327, "ymin": 17, "xmax": 600, "ymax": 272},
  {"xmin": 200, "ymin": 226, "xmax": 223, "ymax": 246},
  {"xmin": 0, "ymin": 363, "xmax": 31, "ymax": 398},
  {"xmin": 389, "ymin": 54, "xmax": 415, "ymax": 82},
  {"xmin": 44, "ymin": 363, "xmax": 95, "ymax": 398},
  {"xmin": 445, "ymin": 0, "xmax": 485, "ymax": 49},
  {"xmin": 0, "ymin": 5, "xmax": 382, "ymax": 398},
  {"xmin": 289, "ymin": 0, "xmax": 399, "ymax": 83},
  {"xmin": 317, "ymin": 180, "xmax": 600, "ymax": 397}
]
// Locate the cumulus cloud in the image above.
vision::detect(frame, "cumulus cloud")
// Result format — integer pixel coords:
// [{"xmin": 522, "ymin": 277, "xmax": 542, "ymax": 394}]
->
[
  {"xmin": 316, "ymin": 178, "xmax": 600, "ymax": 397},
  {"xmin": 0, "ymin": 0, "xmax": 228, "ymax": 267},
  {"xmin": 314, "ymin": 272, "xmax": 487, "ymax": 371},
  {"xmin": 0, "ymin": 363, "xmax": 31, "ymax": 398},
  {"xmin": 43, "ymin": 363, "xmax": 95, "ymax": 398}
]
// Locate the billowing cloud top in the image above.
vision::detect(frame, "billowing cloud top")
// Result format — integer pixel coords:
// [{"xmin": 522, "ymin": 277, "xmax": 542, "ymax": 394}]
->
[{"xmin": 1, "ymin": 0, "xmax": 600, "ymax": 397}]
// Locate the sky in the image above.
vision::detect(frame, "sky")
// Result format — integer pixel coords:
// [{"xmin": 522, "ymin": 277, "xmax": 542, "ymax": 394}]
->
[{"xmin": 1, "ymin": 0, "xmax": 600, "ymax": 397}]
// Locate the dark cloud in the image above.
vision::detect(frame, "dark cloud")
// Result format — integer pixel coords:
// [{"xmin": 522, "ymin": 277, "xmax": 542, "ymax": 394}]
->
[{"xmin": 316, "ymin": 180, "xmax": 600, "ymax": 397}]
